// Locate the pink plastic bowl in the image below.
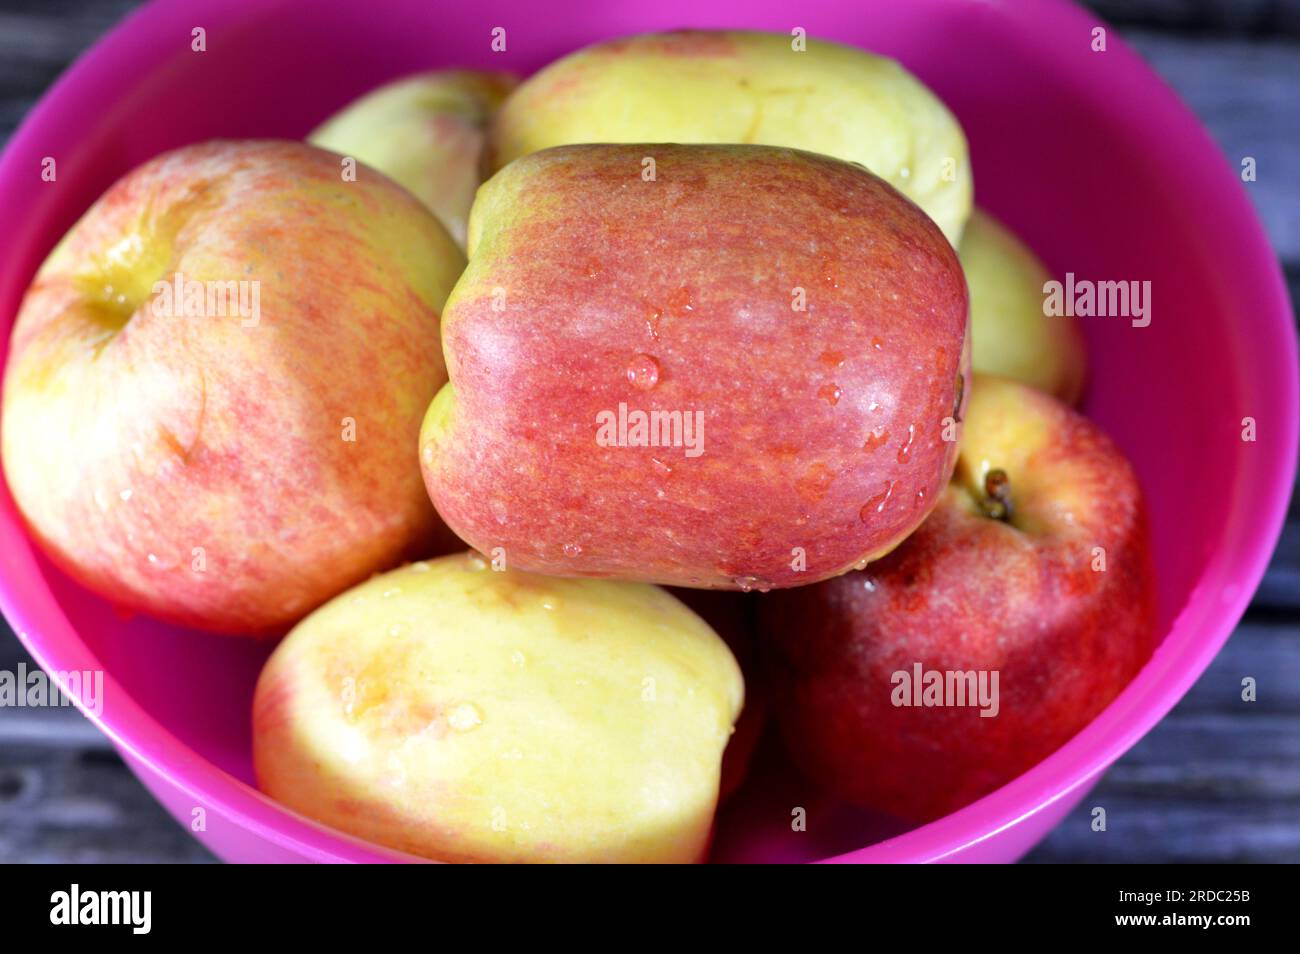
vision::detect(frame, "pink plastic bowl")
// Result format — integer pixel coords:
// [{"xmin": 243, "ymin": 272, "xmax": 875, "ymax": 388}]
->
[{"xmin": 0, "ymin": 0, "xmax": 1295, "ymax": 863}]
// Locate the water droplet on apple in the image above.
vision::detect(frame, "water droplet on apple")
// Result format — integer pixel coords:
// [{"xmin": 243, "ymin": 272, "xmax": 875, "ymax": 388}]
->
[
  {"xmin": 119, "ymin": 489, "xmax": 133, "ymax": 502},
  {"xmin": 651, "ymin": 456, "xmax": 674, "ymax": 475},
  {"xmin": 820, "ymin": 349, "xmax": 846, "ymax": 369},
  {"xmin": 667, "ymin": 285, "xmax": 695, "ymax": 315},
  {"xmin": 562, "ymin": 542, "xmax": 582, "ymax": 557},
  {"xmin": 410, "ymin": 561, "xmax": 430, "ymax": 573},
  {"xmin": 862, "ymin": 426, "xmax": 889, "ymax": 452},
  {"xmin": 147, "ymin": 551, "xmax": 180, "ymax": 571},
  {"xmin": 862, "ymin": 577, "xmax": 878, "ymax": 592},
  {"xmin": 447, "ymin": 703, "xmax": 482, "ymax": 732},
  {"xmin": 421, "ymin": 444, "xmax": 434, "ymax": 465},
  {"xmin": 897, "ymin": 424, "xmax": 917, "ymax": 463},
  {"xmin": 626, "ymin": 354, "xmax": 660, "ymax": 389},
  {"xmin": 870, "ymin": 337, "xmax": 884, "ymax": 351},
  {"xmin": 465, "ymin": 552, "xmax": 488, "ymax": 571},
  {"xmin": 820, "ymin": 257, "xmax": 842, "ymax": 289},
  {"xmin": 818, "ymin": 383, "xmax": 842, "ymax": 406},
  {"xmin": 733, "ymin": 576, "xmax": 771, "ymax": 593},
  {"xmin": 644, "ymin": 302, "xmax": 663, "ymax": 339},
  {"xmin": 859, "ymin": 481, "xmax": 896, "ymax": 522},
  {"xmin": 540, "ymin": 599, "xmax": 557, "ymax": 611}
]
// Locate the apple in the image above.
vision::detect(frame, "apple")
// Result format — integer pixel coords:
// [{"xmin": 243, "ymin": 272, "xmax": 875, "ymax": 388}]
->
[
  {"xmin": 309, "ymin": 70, "xmax": 516, "ymax": 248},
  {"xmin": 959, "ymin": 209, "xmax": 1087, "ymax": 404},
  {"xmin": 490, "ymin": 29, "xmax": 973, "ymax": 245},
  {"xmin": 670, "ymin": 588, "xmax": 766, "ymax": 802},
  {"xmin": 1, "ymin": 140, "xmax": 466, "ymax": 635},
  {"xmin": 419, "ymin": 143, "xmax": 970, "ymax": 590},
  {"xmin": 253, "ymin": 552, "xmax": 744, "ymax": 863},
  {"xmin": 757, "ymin": 374, "xmax": 1157, "ymax": 822}
]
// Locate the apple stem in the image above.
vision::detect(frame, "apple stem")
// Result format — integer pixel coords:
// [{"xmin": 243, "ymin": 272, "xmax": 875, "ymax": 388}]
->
[{"xmin": 981, "ymin": 468, "xmax": 1013, "ymax": 522}]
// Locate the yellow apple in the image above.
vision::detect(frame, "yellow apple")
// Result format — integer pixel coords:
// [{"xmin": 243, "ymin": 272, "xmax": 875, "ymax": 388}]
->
[
  {"xmin": 491, "ymin": 30, "xmax": 972, "ymax": 245},
  {"xmin": 1, "ymin": 140, "xmax": 466, "ymax": 635},
  {"xmin": 253, "ymin": 553, "xmax": 744, "ymax": 863},
  {"xmin": 309, "ymin": 70, "xmax": 516, "ymax": 247},
  {"xmin": 959, "ymin": 209, "xmax": 1087, "ymax": 404}
]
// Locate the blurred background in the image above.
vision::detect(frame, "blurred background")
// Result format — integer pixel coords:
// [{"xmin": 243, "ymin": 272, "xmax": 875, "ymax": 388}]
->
[{"xmin": 0, "ymin": 0, "xmax": 1296, "ymax": 863}]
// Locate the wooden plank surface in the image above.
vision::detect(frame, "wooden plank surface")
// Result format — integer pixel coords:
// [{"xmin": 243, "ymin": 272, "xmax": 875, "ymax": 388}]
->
[{"xmin": 0, "ymin": 0, "xmax": 1297, "ymax": 863}]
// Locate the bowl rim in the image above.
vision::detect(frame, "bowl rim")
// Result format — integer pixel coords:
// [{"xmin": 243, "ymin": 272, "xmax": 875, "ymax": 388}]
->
[{"xmin": 0, "ymin": 0, "xmax": 1296, "ymax": 864}]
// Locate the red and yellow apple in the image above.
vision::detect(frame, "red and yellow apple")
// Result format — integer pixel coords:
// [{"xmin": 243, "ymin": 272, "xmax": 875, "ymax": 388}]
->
[
  {"xmin": 1, "ymin": 140, "xmax": 465, "ymax": 635},
  {"xmin": 758, "ymin": 375, "xmax": 1156, "ymax": 822},
  {"xmin": 419, "ymin": 143, "xmax": 970, "ymax": 590},
  {"xmin": 960, "ymin": 209, "xmax": 1087, "ymax": 403},
  {"xmin": 491, "ymin": 29, "xmax": 973, "ymax": 245},
  {"xmin": 309, "ymin": 70, "xmax": 516, "ymax": 247},
  {"xmin": 253, "ymin": 552, "xmax": 744, "ymax": 863}
]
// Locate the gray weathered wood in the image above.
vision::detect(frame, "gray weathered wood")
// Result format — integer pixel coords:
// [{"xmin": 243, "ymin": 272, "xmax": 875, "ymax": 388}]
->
[
  {"xmin": 1085, "ymin": 0, "xmax": 1300, "ymax": 36},
  {"xmin": 0, "ymin": 745, "xmax": 216, "ymax": 863},
  {"xmin": 1027, "ymin": 618, "xmax": 1300, "ymax": 862},
  {"xmin": 1121, "ymin": 30, "xmax": 1300, "ymax": 263}
]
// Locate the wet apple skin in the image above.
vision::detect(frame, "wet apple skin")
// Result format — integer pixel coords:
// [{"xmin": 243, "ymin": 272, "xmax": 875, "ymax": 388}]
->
[
  {"xmin": 757, "ymin": 375, "xmax": 1157, "ymax": 821},
  {"xmin": 421, "ymin": 143, "xmax": 970, "ymax": 590}
]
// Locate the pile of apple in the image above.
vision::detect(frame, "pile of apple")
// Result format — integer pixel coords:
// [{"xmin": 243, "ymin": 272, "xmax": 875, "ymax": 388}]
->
[{"xmin": 1, "ymin": 31, "xmax": 1156, "ymax": 862}]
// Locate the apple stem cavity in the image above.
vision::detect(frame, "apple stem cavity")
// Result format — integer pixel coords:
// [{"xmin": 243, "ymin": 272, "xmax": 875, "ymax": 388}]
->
[{"xmin": 981, "ymin": 468, "xmax": 1013, "ymax": 522}]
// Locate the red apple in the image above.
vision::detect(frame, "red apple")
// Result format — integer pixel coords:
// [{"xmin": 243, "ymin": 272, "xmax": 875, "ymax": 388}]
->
[
  {"xmin": 2, "ymin": 141, "xmax": 466, "ymax": 635},
  {"xmin": 420, "ymin": 143, "xmax": 969, "ymax": 590},
  {"xmin": 758, "ymin": 375, "xmax": 1157, "ymax": 821}
]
